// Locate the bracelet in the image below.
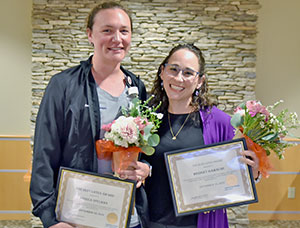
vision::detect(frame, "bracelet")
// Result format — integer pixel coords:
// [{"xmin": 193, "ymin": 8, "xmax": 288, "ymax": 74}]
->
[{"xmin": 147, "ymin": 164, "xmax": 152, "ymax": 177}]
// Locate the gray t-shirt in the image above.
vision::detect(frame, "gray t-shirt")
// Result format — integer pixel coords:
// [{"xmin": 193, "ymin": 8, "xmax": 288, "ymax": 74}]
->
[
  {"xmin": 96, "ymin": 85, "xmax": 140, "ymax": 227},
  {"xmin": 96, "ymin": 85, "xmax": 129, "ymax": 174}
]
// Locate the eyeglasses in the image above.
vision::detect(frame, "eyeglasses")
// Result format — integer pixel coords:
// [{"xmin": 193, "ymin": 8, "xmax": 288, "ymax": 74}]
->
[{"xmin": 164, "ymin": 63, "xmax": 200, "ymax": 78}]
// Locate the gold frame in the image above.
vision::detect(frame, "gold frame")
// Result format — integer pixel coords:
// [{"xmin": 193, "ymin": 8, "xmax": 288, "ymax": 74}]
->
[
  {"xmin": 165, "ymin": 138, "xmax": 258, "ymax": 216},
  {"xmin": 55, "ymin": 167, "xmax": 136, "ymax": 228}
]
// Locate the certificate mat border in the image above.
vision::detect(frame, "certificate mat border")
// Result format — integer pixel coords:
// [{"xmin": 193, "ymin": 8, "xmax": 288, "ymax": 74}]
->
[
  {"xmin": 164, "ymin": 138, "xmax": 258, "ymax": 217},
  {"xmin": 55, "ymin": 167, "xmax": 136, "ymax": 228}
]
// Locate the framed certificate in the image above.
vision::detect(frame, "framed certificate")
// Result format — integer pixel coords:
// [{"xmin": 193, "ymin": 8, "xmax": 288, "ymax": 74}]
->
[
  {"xmin": 164, "ymin": 138, "xmax": 258, "ymax": 216},
  {"xmin": 55, "ymin": 167, "xmax": 136, "ymax": 228}
]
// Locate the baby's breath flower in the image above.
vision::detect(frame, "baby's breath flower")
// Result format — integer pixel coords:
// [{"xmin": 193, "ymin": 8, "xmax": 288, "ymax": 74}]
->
[
  {"xmin": 152, "ymin": 112, "xmax": 164, "ymax": 119},
  {"xmin": 157, "ymin": 113, "xmax": 164, "ymax": 119},
  {"xmin": 260, "ymin": 121, "xmax": 265, "ymax": 128}
]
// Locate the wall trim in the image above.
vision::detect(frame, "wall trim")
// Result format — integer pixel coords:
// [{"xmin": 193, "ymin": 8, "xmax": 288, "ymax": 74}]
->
[
  {"xmin": 0, "ymin": 210, "xmax": 31, "ymax": 214},
  {"xmin": 248, "ymin": 210, "xmax": 300, "ymax": 214},
  {"xmin": 269, "ymin": 171, "xmax": 300, "ymax": 175},
  {"xmin": 0, "ymin": 169, "xmax": 29, "ymax": 173},
  {"xmin": 0, "ymin": 135, "xmax": 30, "ymax": 141},
  {"xmin": 284, "ymin": 138, "xmax": 300, "ymax": 144}
]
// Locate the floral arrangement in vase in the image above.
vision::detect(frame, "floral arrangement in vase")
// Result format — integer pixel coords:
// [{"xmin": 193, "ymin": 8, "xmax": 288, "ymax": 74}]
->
[
  {"xmin": 96, "ymin": 87, "xmax": 162, "ymax": 176},
  {"xmin": 231, "ymin": 100, "xmax": 299, "ymax": 178}
]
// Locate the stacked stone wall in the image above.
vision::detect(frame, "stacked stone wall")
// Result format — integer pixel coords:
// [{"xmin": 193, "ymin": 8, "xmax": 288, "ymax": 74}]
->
[{"xmin": 31, "ymin": 0, "xmax": 260, "ymax": 227}]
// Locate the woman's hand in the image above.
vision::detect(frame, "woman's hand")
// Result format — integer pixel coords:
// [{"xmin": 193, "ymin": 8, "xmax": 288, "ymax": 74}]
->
[
  {"xmin": 240, "ymin": 150, "xmax": 260, "ymax": 179},
  {"xmin": 49, "ymin": 222, "xmax": 74, "ymax": 228},
  {"xmin": 117, "ymin": 161, "xmax": 150, "ymax": 188}
]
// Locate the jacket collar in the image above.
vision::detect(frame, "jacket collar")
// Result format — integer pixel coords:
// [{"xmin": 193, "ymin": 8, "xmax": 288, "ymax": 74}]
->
[{"xmin": 80, "ymin": 55, "xmax": 137, "ymax": 87}]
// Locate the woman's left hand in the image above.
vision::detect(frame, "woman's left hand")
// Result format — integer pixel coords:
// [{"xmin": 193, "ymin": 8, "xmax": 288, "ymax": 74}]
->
[
  {"xmin": 240, "ymin": 150, "xmax": 260, "ymax": 179},
  {"xmin": 117, "ymin": 161, "xmax": 150, "ymax": 188}
]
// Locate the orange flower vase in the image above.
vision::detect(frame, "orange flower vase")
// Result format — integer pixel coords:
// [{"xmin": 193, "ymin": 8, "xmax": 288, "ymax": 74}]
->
[
  {"xmin": 242, "ymin": 134, "xmax": 273, "ymax": 178},
  {"xmin": 112, "ymin": 150, "xmax": 140, "ymax": 174},
  {"xmin": 95, "ymin": 139, "xmax": 142, "ymax": 177},
  {"xmin": 95, "ymin": 139, "xmax": 114, "ymax": 160}
]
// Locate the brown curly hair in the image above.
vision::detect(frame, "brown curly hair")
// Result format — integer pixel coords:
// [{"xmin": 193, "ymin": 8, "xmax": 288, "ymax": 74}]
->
[{"xmin": 150, "ymin": 43, "xmax": 214, "ymax": 122}]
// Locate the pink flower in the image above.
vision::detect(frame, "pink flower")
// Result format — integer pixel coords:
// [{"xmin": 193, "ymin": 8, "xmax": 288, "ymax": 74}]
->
[
  {"xmin": 246, "ymin": 100, "xmax": 270, "ymax": 119},
  {"xmin": 102, "ymin": 122, "xmax": 113, "ymax": 132},
  {"xmin": 134, "ymin": 116, "xmax": 149, "ymax": 131},
  {"xmin": 119, "ymin": 120, "xmax": 139, "ymax": 144},
  {"xmin": 234, "ymin": 106, "xmax": 245, "ymax": 116}
]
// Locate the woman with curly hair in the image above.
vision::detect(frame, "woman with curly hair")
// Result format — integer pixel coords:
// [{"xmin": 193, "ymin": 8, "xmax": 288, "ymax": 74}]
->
[{"xmin": 142, "ymin": 43, "xmax": 260, "ymax": 228}]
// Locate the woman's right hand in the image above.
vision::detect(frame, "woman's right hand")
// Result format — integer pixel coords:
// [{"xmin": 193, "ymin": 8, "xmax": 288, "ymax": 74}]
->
[
  {"xmin": 117, "ymin": 161, "xmax": 150, "ymax": 188},
  {"xmin": 49, "ymin": 222, "xmax": 74, "ymax": 228}
]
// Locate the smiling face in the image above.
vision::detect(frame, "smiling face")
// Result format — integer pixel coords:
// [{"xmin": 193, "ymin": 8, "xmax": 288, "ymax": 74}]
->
[
  {"xmin": 160, "ymin": 48, "xmax": 204, "ymax": 113},
  {"xmin": 87, "ymin": 8, "xmax": 131, "ymax": 65}
]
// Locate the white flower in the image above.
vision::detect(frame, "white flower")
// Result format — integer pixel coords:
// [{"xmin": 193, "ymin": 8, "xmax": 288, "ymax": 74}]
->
[
  {"xmin": 152, "ymin": 112, "xmax": 164, "ymax": 119},
  {"xmin": 114, "ymin": 136, "xmax": 128, "ymax": 148},
  {"xmin": 110, "ymin": 116, "xmax": 139, "ymax": 146}
]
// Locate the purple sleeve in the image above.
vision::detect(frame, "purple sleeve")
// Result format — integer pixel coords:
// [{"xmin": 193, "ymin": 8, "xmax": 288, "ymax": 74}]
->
[{"xmin": 200, "ymin": 106, "xmax": 235, "ymax": 145}]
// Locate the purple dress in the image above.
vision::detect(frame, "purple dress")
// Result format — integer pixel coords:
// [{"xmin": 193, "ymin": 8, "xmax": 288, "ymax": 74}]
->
[{"xmin": 198, "ymin": 107, "xmax": 235, "ymax": 228}]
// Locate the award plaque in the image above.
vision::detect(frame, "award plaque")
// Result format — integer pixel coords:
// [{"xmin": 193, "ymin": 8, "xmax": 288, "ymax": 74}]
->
[
  {"xmin": 55, "ymin": 167, "xmax": 136, "ymax": 228},
  {"xmin": 164, "ymin": 138, "xmax": 258, "ymax": 216}
]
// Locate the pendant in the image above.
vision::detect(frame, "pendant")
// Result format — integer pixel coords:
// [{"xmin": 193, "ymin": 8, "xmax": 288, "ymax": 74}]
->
[{"xmin": 172, "ymin": 136, "xmax": 176, "ymax": 140}]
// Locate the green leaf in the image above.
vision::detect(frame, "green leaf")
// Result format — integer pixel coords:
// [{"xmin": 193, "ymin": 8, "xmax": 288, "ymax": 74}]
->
[
  {"xmin": 130, "ymin": 109, "xmax": 139, "ymax": 117},
  {"xmin": 147, "ymin": 134, "xmax": 160, "ymax": 147},
  {"xmin": 231, "ymin": 114, "xmax": 243, "ymax": 128},
  {"xmin": 141, "ymin": 146, "xmax": 155, "ymax": 156},
  {"xmin": 261, "ymin": 133, "xmax": 278, "ymax": 141},
  {"xmin": 143, "ymin": 124, "xmax": 154, "ymax": 140},
  {"xmin": 132, "ymin": 97, "xmax": 140, "ymax": 105}
]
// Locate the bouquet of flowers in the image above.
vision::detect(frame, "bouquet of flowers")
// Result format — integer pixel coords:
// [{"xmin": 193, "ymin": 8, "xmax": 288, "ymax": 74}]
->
[
  {"xmin": 231, "ymin": 100, "xmax": 300, "ymax": 178},
  {"xmin": 95, "ymin": 89, "xmax": 162, "ymax": 175}
]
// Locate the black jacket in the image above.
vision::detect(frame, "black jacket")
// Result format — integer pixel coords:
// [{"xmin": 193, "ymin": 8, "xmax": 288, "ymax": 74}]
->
[{"xmin": 30, "ymin": 56, "xmax": 148, "ymax": 227}]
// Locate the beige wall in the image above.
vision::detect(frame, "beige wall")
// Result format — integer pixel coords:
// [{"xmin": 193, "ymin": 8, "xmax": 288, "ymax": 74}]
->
[
  {"xmin": 0, "ymin": 0, "xmax": 32, "ymax": 135},
  {"xmin": 256, "ymin": 0, "xmax": 300, "ymax": 137}
]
